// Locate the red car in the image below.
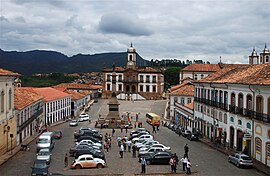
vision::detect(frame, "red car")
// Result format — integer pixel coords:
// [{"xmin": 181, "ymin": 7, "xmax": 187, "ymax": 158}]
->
[{"xmin": 53, "ymin": 131, "xmax": 62, "ymax": 139}]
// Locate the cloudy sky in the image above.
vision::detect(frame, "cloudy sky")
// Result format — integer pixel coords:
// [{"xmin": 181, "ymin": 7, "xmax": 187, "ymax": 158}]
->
[{"xmin": 0, "ymin": 0, "xmax": 269, "ymax": 63}]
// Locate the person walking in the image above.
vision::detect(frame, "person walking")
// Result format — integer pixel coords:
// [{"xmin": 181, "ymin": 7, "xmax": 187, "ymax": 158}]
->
[
  {"xmin": 125, "ymin": 125, "xmax": 128, "ymax": 133},
  {"xmin": 132, "ymin": 144, "xmax": 137, "ymax": 157},
  {"xmin": 186, "ymin": 159, "xmax": 192, "ymax": 175},
  {"xmin": 120, "ymin": 127, "xmax": 123, "ymax": 133},
  {"xmin": 112, "ymin": 128, "xmax": 115, "ymax": 137},
  {"xmin": 152, "ymin": 125, "xmax": 156, "ymax": 133},
  {"xmin": 169, "ymin": 156, "xmax": 175, "ymax": 172},
  {"xmin": 173, "ymin": 153, "xmax": 179, "ymax": 173},
  {"xmin": 140, "ymin": 156, "xmax": 146, "ymax": 173},
  {"xmin": 64, "ymin": 153, "xmax": 68, "ymax": 167},
  {"xmin": 180, "ymin": 155, "xmax": 188, "ymax": 171},
  {"xmin": 157, "ymin": 124, "xmax": 160, "ymax": 131},
  {"xmin": 119, "ymin": 144, "xmax": 124, "ymax": 158},
  {"xmin": 126, "ymin": 140, "xmax": 132, "ymax": 152},
  {"xmin": 184, "ymin": 144, "xmax": 189, "ymax": 158}
]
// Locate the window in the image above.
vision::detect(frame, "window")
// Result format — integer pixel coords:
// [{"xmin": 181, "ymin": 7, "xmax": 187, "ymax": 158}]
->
[
  {"xmin": 187, "ymin": 98, "xmax": 192, "ymax": 103},
  {"xmin": 146, "ymin": 85, "xmax": 150, "ymax": 92},
  {"xmin": 238, "ymin": 119, "xmax": 242, "ymax": 126},
  {"xmin": 129, "ymin": 55, "xmax": 132, "ymax": 61},
  {"xmin": 146, "ymin": 75, "xmax": 150, "ymax": 82},
  {"xmin": 219, "ymin": 112, "xmax": 222, "ymax": 122},
  {"xmin": 224, "ymin": 114, "xmax": 227, "ymax": 124},
  {"xmin": 118, "ymin": 84, "xmax": 122, "ymax": 91},
  {"xmin": 174, "ymin": 97, "xmax": 177, "ymax": 102},
  {"xmin": 266, "ymin": 56, "xmax": 269, "ymax": 63},
  {"xmin": 152, "ymin": 85, "xmax": 156, "ymax": 92},
  {"xmin": 256, "ymin": 96, "xmax": 264, "ymax": 113},
  {"xmin": 107, "ymin": 75, "xmax": 110, "ymax": 81},
  {"xmin": 140, "ymin": 75, "xmax": 143, "ymax": 82},
  {"xmin": 194, "ymin": 74, "xmax": 198, "ymax": 80},
  {"xmin": 247, "ymin": 122, "xmax": 251, "ymax": 129},
  {"xmin": 153, "ymin": 76, "xmax": 156, "ymax": 83},
  {"xmin": 107, "ymin": 84, "xmax": 111, "ymax": 91},
  {"xmin": 118, "ymin": 75, "xmax": 122, "ymax": 81},
  {"xmin": 8, "ymin": 89, "xmax": 12, "ymax": 110},
  {"xmin": 267, "ymin": 143, "xmax": 270, "ymax": 158},
  {"xmin": 1, "ymin": 90, "xmax": 4, "ymax": 113},
  {"xmin": 255, "ymin": 137, "xmax": 262, "ymax": 154},
  {"xmin": 230, "ymin": 117, "xmax": 234, "ymax": 123},
  {"xmin": 181, "ymin": 98, "xmax": 185, "ymax": 104},
  {"xmin": 140, "ymin": 85, "xmax": 143, "ymax": 92}
]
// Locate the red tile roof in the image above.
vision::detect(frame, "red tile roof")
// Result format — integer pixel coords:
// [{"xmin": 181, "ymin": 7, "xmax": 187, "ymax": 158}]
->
[
  {"xmin": 183, "ymin": 102, "xmax": 194, "ymax": 110},
  {"xmin": 23, "ymin": 87, "xmax": 71, "ymax": 102},
  {"xmin": 198, "ymin": 64, "xmax": 270, "ymax": 85},
  {"xmin": 54, "ymin": 83, "xmax": 103, "ymax": 90},
  {"xmin": 169, "ymin": 82, "xmax": 194, "ymax": 96},
  {"xmin": 0, "ymin": 68, "xmax": 20, "ymax": 76},
  {"xmin": 64, "ymin": 90, "xmax": 85, "ymax": 100},
  {"xmin": 14, "ymin": 88, "xmax": 43, "ymax": 110},
  {"xmin": 181, "ymin": 64, "xmax": 221, "ymax": 72}
]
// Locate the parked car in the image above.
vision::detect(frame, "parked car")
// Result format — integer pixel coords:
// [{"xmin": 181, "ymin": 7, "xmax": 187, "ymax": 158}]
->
[
  {"xmin": 79, "ymin": 114, "xmax": 89, "ymax": 122},
  {"xmin": 182, "ymin": 130, "xmax": 192, "ymax": 138},
  {"xmin": 175, "ymin": 127, "xmax": 183, "ymax": 136},
  {"xmin": 138, "ymin": 147, "xmax": 165, "ymax": 157},
  {"xmin": 130, "ymin": 128, "xmax": 148, "ymax": 136},
  {"xmin": 130, "ymin": 131, "xmax": 149, "ymax": 140},
  {"xmin": 135, "ymin": 140, "xmax": 159, "ymax": 150},
  {"xmin": 70, "ymin": 154, "xmax": 105, "ymax": 169},
  {"xmin": 187, "ymin": 132, "xmax": 199, "ymax": 141},
  {"xmin": 69, "ymin": 144, "xmax": 101, "ymax": 156},
  {"xmin": 228, "ymin": 153, "xmax": 253, "ymax": 168},
  {"xmin": 53, "ymin": 131, "xmax": 62, "ymax": 139},
  {"xmin": 75, "ymin": 140, "xmax": 102, "ymax": 149},
  {"xmin": 74, "ymin": 129, "xmax": 103, "ymax": 140},
  {"xmin": 139, "ymin": 141, "xmax": 160, "ymax": 151},
  {"xmin": 144, "ymin": 143, "xmax": 171, "ymax": 151},
  {"xmin": 74, "ymin": 148, "xmax": 105, "ymax": 160},
  {"xmin": 76, "ymin": 136, "xmax": 102, "ymax": 144},
  {"xmin": 69, "ymin": 120, "xmax": 78, "ymax": 127},
  {"xmin": 142, "ymin": 151, "xmax": 173, "ymax": 165},
  {"xmin": 36, "ymin": 148, "xmax": 51, "ymax": 165},
  {"xmin": 168, "ymin": 123, "xmax": 175, "ymax": 129},
  {"xmin": 31, "ymin": 160, "xmax": 49, "ymax": 176},
  {"xmin": 132, "ymin": 134, "xmax": 153, "ymax": 143}
]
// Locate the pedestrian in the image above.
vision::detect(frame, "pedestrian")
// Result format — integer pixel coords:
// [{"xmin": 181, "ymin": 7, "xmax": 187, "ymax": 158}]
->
[
  {"xmin": 123, "ymin": 141, "xmax": 127, "ymax": 152},
  {"xmin": 136, "ymin": 113, "xmax": 138, "ymax": 122},
  {"xmin": 119, "ymin": 144, "xmax": 124, "ymax": 158},
  {"xmin": 126, "ymin": 140, "xmax": 132, "ymax": 152},
  {"xmin": 169, "ymin": 156, "xmax": 175, "ymax": 172},
  {"xmin": 152, "ymin": 125, "xmax": 156, "ymax": 133},
  {"xmin": 125, "ymin": 125, "xmax": 128, "ymax": 133},
  {"xmin": 184, "ymin": 144, "xmax": 189, "ymax": 158},
  {"xmin": 132, "ymin": 144, "xmax": 136, "ymax": 157},
  {"xmin": 120, "ymin": 127, "xmax": 123, "ymax": 133},
  {"xmin": 173, "ymin": 153, "xmax": 179, "ymax": 173},
  {"xmin": 105, "ymin": 142, "xmax": 109, "ymax": 153},
  {"xmin": 157, "ymin": 124, "xmax": 160, "ymax": 131},
  {"xmin": 180, "ymin": 155, "xmax": 188, "ymax": 171},
  {"xmin": 140, "ymin": 156, "xmax": 146, "ymax": 173},
  {"xmin": 186, "ymin": 159, "xmax": 191, "ymax": 175},
  {"xmin": 64, "ymin": 153, "xmax": 68, "ymax": 167},
  {"xmin": 112, "ymin": 128, "xmax": 115, "ymax": 137},
  {"xmin": 134, "ymin": 121, "xmax": 137, "ymax": 128}
]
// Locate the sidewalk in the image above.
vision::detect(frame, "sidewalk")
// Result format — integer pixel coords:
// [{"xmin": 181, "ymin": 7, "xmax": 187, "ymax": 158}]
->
[
  {"xmin": 0, "ymin": 120, "xmax": 68, "ymax": 167},
  {"xmin": 199, "ymin": 138, "xmax": 270, "ymax": 176}
]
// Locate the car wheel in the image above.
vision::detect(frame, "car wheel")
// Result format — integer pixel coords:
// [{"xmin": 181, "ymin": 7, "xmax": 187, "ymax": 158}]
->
[
  {"xmin": 75, "ymin": 164, "xmax": 82, "ymax": 169},
  {"xmin": 236, "ymin": 162, "xmax": 240, "ymax": 168},
  {"xmin": 146, "ymin": 160, "xmax": 151, "ymax": 165},
  {"xmin": 97, "ymin": 163, "xmax": 103, "ymax": 168}
]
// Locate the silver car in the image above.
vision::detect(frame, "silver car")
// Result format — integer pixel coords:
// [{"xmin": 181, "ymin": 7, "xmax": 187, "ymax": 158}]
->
[
  {"xmin": 37, "ymin": 148, "xmax": 51, "ymax": 165},
  {"xmin": 228, "ymin": 153, "xmax": 253, "ymax": 168}
]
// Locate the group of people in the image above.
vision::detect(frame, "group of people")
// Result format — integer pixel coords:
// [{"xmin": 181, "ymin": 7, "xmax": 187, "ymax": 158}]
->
[
  {"xmin": 117, "ymin": 135, "xmax": 132, "ymax": 158},
  {"xmin": 169, "ymin": 153, "xmax": 179, "ymax": 173},
  {"xmin": 180, "ymin": 144, "xmax": 192, "ymax": 174}
]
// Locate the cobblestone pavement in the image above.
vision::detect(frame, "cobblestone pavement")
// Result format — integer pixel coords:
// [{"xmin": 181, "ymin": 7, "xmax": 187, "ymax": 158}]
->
[{"xmin": 0, "ymin": 99, "xmax": 267, "ymax": 176}]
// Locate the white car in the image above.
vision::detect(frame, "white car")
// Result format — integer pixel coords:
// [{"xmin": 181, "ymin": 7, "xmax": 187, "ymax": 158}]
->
[
  {"xmin": 70, "ymin": 120, "xmax": 78, "ymax": 127},
  {"xmin": 132, "ymin": 134, "xmax": 153, "ymax": 143},
  {"xmin": 76, "ymin": 140, "xmax": 102, "ymax": 149},
  {"xmin": 138, "ymin": 147, "xmax": 165, "ymax": 157},
  {"xmin": 36, "ymin": 148, "xmax": 51, "ymax": 164},
  {"xmin": 140, "ymin": 143, "xmax": 171, "ymax": 152},
  {"xmin": 79, "ymin": 114, "xmax": 89, "ymax": 122},
  {"xmin": 70, "ymin": 154, "xmax": 105, "ymax": 169},
  {"xmin": 135, "ymin": 140, "xmax": 159, "ymax": 150}
]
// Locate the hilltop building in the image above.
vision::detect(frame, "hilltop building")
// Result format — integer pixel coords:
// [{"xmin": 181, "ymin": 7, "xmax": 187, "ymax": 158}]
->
[
  {"xmin": 0, "ymin": 68, "xmax": 20, "ymax": 155},
  {"xmin": 102, "ymin": 44, "xmax": 164, "ymax": 100},
  {"xmin": 249, "ymin": 44, "xmax": 270, "ymax": 65}
]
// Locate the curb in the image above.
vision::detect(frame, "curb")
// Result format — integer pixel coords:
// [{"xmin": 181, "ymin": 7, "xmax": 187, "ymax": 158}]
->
[{"xmin": 199, "ymin": 139, "xmax": 270, "ymax": 176}]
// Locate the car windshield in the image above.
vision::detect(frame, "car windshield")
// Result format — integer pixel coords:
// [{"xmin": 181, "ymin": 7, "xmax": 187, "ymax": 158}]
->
[
  {"xmin": 71, "ymin": 120, "xmax": 77, "ymax": 123},
  {"xmin": 38, "ymin": 151, "xmax": 50, "ymax": 156},
  {"xmin": 33, "ymin": 162, "xmax": 47, "ymax": 168},
  {"xmin": 241, "ymin": 156, "xmax": 251, "ymax": 160},
  {"xmin": 38, "ymin": 138, "xmax": 49, "ymax": 143},
  {"xmin": 54, "ymin": 131, "xmax": 61, "ymax": 135}
]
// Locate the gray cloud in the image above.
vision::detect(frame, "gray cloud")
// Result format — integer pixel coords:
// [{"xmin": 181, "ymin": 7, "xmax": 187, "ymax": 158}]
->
[
  {"xmin": 0, "ymin": 0, "xmax": 269, "ymax": 64},
  {"xmin": 98, "ymin": 12, "xmax": 153, "ymax": 36}
]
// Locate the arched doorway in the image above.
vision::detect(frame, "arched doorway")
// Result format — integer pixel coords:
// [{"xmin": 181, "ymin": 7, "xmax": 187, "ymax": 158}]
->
[
  {"xmin": 132, "ymin": 85, "xmax": 136, "ymax": 93},
  {"xmin": 237, "ymin": 129, "xmax": 244, "ymax": 151},
  {"xmin": 230, "ymin": 126, "xmax": 234, "ymax": 149},
  {"xmin": 126, "ymin": 85, "xmax": 130, "ymax": 92}
]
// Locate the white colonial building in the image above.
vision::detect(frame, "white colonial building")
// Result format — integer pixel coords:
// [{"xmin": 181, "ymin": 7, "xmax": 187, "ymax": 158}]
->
[
  {"xmin": 103, "ymin": 44, "xmax": 164, "ymax": 100},
  {"xmin": 194, "ymin": 63, "xmax": 270, "ymax": 166}
]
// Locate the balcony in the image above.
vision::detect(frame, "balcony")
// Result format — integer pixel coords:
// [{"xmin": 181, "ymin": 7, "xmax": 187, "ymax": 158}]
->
[
  {"xmin": 253, "ymin": 111, "xmax": 270, "ymax": 124},
  {"xmin": 18, "ymin": 109, "xmax": 43, "ymax": 133}
]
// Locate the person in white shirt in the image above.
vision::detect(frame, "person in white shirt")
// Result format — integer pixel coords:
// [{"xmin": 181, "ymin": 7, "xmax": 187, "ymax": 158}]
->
[
  {"xmin": 119, "ymin": 144, "xmax": 124, "ymax": 158},
  {"xmin": 186, "ymin": 159, "xmax": 191, "ymax": 174},
  {"xmin": 140, "ymin": 156, "xmax": 146, "ymax": 173},
  {"xmin": 180, "ymin": 155, "xmax": 188, "ymax": 171}
]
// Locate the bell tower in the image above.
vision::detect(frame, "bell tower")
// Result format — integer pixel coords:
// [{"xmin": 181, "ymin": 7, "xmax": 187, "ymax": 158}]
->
[
  {"xmin": 260, "ymin": 43, "xmax": 270, "ymax": 64},
  {"xmin": 126, "ymin": 43, "xmax": 137, "ymax": 69},
  {"xmin": 249, "ymin": 47, "xmax": 259, "ymax": 64}
]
